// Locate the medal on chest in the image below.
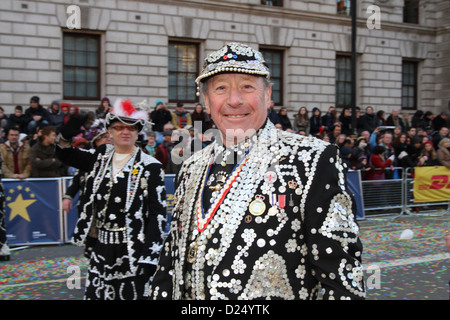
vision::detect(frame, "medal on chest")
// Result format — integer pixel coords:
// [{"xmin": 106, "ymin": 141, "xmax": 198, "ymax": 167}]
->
[{"xmin": 249, "ymin": 195, "xmax": 266, "ymax": 216}]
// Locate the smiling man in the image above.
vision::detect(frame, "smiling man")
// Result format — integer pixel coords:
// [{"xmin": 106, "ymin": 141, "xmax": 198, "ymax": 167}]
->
[
  {"xmin": 150, "ymin": 42, "xmax": 365, "ymax": 300},
  {"xmin": 56, "ymin": 99, "xmax": 167, "ymax": 300}
]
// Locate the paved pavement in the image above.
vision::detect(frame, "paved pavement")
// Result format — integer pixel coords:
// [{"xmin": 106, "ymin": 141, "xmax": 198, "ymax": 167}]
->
[{"xmin": 0, "ymin": 209, "xmax": 449, "ymax": 300}]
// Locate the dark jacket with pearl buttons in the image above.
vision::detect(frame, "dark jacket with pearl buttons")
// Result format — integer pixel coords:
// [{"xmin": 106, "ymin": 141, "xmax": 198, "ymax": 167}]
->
[{"xmin": 150, "ymin": 120, "xmax": 365, "ymax": 300}]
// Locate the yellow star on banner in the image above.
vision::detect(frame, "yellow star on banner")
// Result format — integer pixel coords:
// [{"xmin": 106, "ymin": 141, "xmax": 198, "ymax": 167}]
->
[{"xmin": 8, "ymin": 193, "xmax": 37, "ymax": 222}]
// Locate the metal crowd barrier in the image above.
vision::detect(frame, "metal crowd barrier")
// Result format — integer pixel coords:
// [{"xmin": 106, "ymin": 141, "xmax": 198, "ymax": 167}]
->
[
  {"xmin": 3, "ymin": 169, "xmax": 448, "ymax": 245},
  {"xmin": 360, "ymin": 167, "xmax": 404, "ymax": 216},
  {"xmin": 360, "ymin": 166, "xmax": 449, "ymax": 218}
]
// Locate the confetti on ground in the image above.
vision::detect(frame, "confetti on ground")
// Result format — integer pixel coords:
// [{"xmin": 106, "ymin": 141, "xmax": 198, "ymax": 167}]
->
[
  {"xmin": 359, "ymin": 213, "xmax": 450, "ymax": 300},
  {"xmin": 0, "ymin": 250, "xmax": 87, "ymax": 300},
  {"xmin": 0, "ymin": 213, "xmax": 448, "ymax": 300}
]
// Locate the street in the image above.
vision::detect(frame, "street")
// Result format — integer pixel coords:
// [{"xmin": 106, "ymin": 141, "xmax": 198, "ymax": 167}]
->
[{"xmin": 1, "ymin": 211, "xmax": 449, "ymax": 300}]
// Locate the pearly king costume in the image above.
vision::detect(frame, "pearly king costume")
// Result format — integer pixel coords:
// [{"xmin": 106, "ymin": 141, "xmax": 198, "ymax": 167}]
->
[
  {"xmin": 149, "ymin": 43, "xmax": 365, "ymax": 300},
  {"xmin": 56, "ymin": 99, "xmax": 167, "ymax": 300}
]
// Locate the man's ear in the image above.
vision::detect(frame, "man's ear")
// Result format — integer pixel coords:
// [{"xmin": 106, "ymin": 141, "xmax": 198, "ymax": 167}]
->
[
  {"xmin": 265, "ymin": 84, "xmax": 273, "ymax": 109},
  {"xmin": 203, "ymin": 92, "xmax": 211, "ymax": 115}
]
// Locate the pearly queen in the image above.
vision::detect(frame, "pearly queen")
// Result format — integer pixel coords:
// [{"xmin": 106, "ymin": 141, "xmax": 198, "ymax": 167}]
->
[{"xmin": 150, "ymin": 120, "xmax": 365, "ymax": 300}]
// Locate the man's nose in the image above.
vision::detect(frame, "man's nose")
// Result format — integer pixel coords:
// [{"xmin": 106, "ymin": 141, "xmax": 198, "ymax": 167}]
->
[{"xmin": 227, "ymin": 88, "xmax": 244, "ymax": 107}]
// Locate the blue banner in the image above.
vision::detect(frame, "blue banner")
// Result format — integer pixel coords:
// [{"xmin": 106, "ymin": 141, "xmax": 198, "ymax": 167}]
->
[
  {"xmin": 346, "ymin": 170, "xmax": 365, "ymax": 219},
  {"xmin": 4, "ymin": 179, "xmax": 62, "ymax": 245}
]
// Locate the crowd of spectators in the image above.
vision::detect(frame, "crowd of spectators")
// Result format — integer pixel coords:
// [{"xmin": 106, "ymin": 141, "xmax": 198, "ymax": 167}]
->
[
  {"xmin": 0, "ymin": 96, "xmax": 215, "ymax": 178},
  {"xmin": 0, "ymin": 96, "xmax": 449, "ymax": 181},
  {"xmin": 269, "ymin": 105, "xmax": 450, "ymax": 180}
]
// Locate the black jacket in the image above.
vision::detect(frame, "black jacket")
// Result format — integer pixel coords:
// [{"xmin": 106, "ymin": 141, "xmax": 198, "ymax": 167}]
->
[{"xmin": 149, "ymin": 121, "xmax": 365, "ymax": 300}]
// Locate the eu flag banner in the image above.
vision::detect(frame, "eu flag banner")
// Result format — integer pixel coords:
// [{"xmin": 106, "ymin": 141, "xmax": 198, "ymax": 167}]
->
[
  {"xmin": 413, "ymin": 166, "xmax": 450, "ymax": 203},
  {"xmin": 4, "ymin": 178, "xmax": 63, "ymax": 245}
]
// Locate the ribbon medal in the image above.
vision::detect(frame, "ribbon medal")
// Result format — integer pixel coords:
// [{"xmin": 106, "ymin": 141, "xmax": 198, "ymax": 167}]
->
[{"xmin": 268, "ymin": 192, "xmax": 278, "ymax": 216}]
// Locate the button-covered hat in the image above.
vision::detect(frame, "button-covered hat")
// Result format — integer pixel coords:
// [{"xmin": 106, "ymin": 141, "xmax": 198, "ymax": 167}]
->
[
  {"xmin": 106, "ymin": 99, "xmax": 149, "ymax": 132},
  {"xmin": 195, "ymin": 42, "xmax": 270, "ymax": 96}
]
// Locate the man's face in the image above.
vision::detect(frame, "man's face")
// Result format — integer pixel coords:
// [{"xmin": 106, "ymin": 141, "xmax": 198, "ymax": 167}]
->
[
  {"xmin": 30, "ymin": 101, "xmax": 38, "ymax": 108},
  {"xmin": 383, "ymin": 133, "xmax": 392, "ymax": 144},
  {"xmin": 440, "ymin": 127, "xmax": 449, "ymax": 137},
  {"xmin": 7, "ymin": 130, "xmax": 20, "ymax": 144},
  {"xmin": 108, "ymin": 122, "xmax": 138, "ymax": 150},
  {"xmin": 203, "ymin": 73, "xmax": 272, "ymax": 145}
]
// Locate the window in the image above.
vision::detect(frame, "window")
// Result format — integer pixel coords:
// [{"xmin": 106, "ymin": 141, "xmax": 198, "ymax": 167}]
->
[
  {"xmin": 63, "ymin": 33, "xmax": 100, "ymax": 100},
  {"xmin": 168, "ymin": 41, "xmax": 199, "ymax": 103},
  {"xmin": 402, "ymin": 60, "xmax": 418, "ymax": 110},
  {"xmin": 261, "ymin": 0, "xmax": 282, "ymax": 7},
  {"xmin": 259, "ymin": 48, "xmax": 283, "ymax": 105},
  {"xmin": 403, "ymin": 0, "xmax": 419, "ymax": 24},
  {"xmin": 337, "ymin": 0, "xmax": 351, "ymax": 16},
  {"xmin": 335, "ymin": 55, "xmax": 352, "ymax": 107}
]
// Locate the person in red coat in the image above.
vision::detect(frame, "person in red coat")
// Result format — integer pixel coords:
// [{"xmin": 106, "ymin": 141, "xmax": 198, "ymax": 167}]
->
[{"xmin": 366, "ymin": 145, "xmax": 395, "ymax": 180}]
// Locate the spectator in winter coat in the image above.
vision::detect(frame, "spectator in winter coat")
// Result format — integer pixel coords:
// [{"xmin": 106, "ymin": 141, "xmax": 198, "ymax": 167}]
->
[
  {"xmin": 309, "ymin": 107, "xmax": 322, "ymax": 136},
  {"xmin": 386, "ymin": 108, "xmax": 405, "ymax": 132},
  {"xmin": 171, "ymin": 102, "xmax": 192, "ymax": 129},
  {"xmin": 150, "ymin": 100, "xmax": 172, "ymax": 133},
  {"xmin": 7, "ymin": 106, "xmax": 27, "ymax": 133},
  {"xmin": 432, "ymin": 111, "xmax": 448, "ymax": 132},
  {"xmin": 359, "ymin": 106, "xmax": 377, "ymax": 133},
  {"xmin": 293, "ymin": 106, "xmax": 309, "ymax": 133},
  {"xmin": 366, "ymin": 145, "xmax": 394, "ymax": 180},
  {"xmin": 47, "ymin": 100, "xmax": 65, "ymax": 130},
  {"xmin": 416, "ymin": 140, "xmax": 438, "ymax": 167},
  {"xmin": 0, "ymin": 127, "xmax": 31, "ymax": 179},
  {"xmin": 24, "ymin": 96, "xmax": 50, "ymax": 135},
  {"xmin": 437, "ymin": 137, "xmax": 450, "ymax": 169},
  {"xmin": 277, "ymin": 107, "xmax": 293, "ymax": 131},
  {"xmin": 30, "ymin": 126, "xmax": 67, "ymax": 177},
  {"xmin": 411, "ymin": 110, "xmax": 426, "ymax": 130},
  {"xmin": 432, "ymin": 126, "xmax": 449, "ymax": 148},
  {"xmin": 338, "ymin": 107, "xmax": 353, "ymax": 136}
]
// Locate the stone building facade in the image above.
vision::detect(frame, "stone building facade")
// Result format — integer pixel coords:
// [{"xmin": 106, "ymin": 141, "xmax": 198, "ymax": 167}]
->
[{"xmin": 0, "ymin": 0, "xmax": 449, "ymax": 117}]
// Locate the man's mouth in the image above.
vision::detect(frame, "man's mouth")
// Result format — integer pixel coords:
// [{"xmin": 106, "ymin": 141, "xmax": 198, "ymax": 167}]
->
[{"xmin": 225, "ymin": 114, "xmax": 249, "ymax": 118}]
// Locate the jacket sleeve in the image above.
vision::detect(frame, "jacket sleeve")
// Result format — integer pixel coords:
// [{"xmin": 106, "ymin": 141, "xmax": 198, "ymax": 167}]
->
[
  {"xmin": 149, "ymin": 168, "xmax": 186, "ymax": 299},
  {"xmin": 371, "ymin": 155, "xmax": 392, "ymax": 169},
  {"xmin": 55, "ymin": 143, "xmax": 99, "ymax": 173},
  {"xmin": 0, "ymin": 147, "xmax": 13, "ymax": 178},
  {"xmin": 139, "ymin": 163, "xmax": 167, "ymax": 264},
  {"xmin": 21, "ymin": 145, "xmax": 32, "ymax": 178},
  {"xmin": 137, "ymin": 162, "xmax": 168, "ymax": 297},
  {"xmin": 303, "ymin": 144, "xmax": 365, "ymax": 299}
]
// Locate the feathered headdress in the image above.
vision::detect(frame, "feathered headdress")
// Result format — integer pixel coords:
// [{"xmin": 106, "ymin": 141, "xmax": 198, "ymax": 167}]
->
[{"xmin": 106, "ymin": 99, "xmax": 149, "ymax": 131}]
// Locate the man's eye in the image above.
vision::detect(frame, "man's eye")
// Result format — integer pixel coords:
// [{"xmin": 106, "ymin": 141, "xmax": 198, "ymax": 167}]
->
[{"xmin": 214, "ymin": 86, "xmax": 226, "ymax": 92}]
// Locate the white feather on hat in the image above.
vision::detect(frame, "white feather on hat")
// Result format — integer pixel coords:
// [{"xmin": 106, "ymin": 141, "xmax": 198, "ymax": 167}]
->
[
  {"xmin": 111, "ymin": 99, "xmax": 148, "ymax": 120},
  {"xmin": 106, "ymin": 99, "xmax": 148, "ymax": 130}
]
